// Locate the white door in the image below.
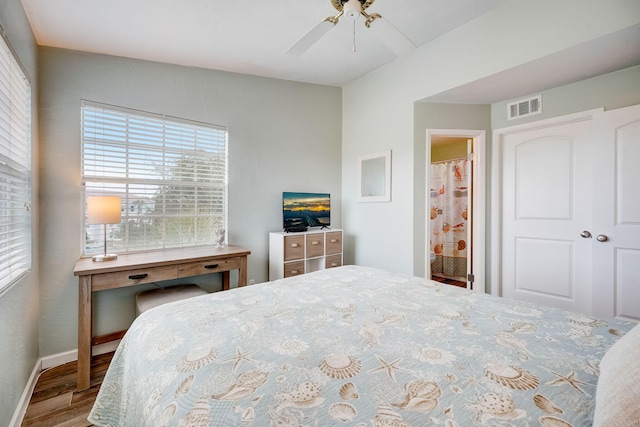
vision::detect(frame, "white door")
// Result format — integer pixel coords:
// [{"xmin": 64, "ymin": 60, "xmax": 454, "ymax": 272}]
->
[
  {"xmin": 499, "ymin": 114, "xmax": 595, "ymax": 313},
  {"xmin": 591, "ymin": 104, "xmax": 640, "ymax": 320}
]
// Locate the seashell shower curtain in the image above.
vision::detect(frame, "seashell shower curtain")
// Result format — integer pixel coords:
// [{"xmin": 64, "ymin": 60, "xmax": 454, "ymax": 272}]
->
[{"xmin": 429, "ymin": 159, "xmax": 469, "ymax": 278}]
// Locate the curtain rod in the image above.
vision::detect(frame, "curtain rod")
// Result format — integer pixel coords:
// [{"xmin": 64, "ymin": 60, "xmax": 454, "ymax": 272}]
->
[{"xmin": 431, "ymin": 157, "xmax": 468, "ymax": 165}]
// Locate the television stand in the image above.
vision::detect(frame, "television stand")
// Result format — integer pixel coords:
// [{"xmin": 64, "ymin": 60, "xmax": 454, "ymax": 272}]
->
[{"xmin": 269, "ymin": 229, "xmax": 343, "ymax": 280}]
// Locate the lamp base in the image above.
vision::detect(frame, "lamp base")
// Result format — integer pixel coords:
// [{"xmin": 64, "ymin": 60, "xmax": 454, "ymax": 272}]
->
[{"xmin": 92, "ymin": 253, "xmax": 118, "ymax": 262}]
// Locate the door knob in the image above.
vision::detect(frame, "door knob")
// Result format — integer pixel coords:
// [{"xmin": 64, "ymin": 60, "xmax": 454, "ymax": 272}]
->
[
  {"xmin": 596, "ymin": 234, "xmax": 609, "ymax": 242},
  {"xmin": 580, "ymin": 231, "xmax": 592, "ymax": 238}
]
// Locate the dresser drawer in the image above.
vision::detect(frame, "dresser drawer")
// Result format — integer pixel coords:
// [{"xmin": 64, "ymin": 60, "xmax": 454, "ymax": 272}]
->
[
  {"xmin": 177, "ymin": 257, "xmax": 241, "ymax": 278},
  {"xmin": 284, "ymin": 235, "xmax": 305, "ymax": 261},
  {"xmin": 284, "ymin": 261, "xmax": 304, "ymax": 278},
  {"xmin": 326, "ymin": 254, "xmax": 342, "ymax": 269},
  {"xmin": 306, "ymin": 233, "xmax": 325, "ymax": 258},
  {"xmin": 326, "ymin": 231, "xmax": 342, "ymax": 255},
  {"xmin": 92, "ymin": 265, "xmax": 177, "ymax": 291}
]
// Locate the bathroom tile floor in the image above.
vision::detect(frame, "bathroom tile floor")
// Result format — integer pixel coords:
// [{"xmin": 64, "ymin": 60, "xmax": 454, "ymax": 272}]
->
[{"xmin": 430, "ymin": 275, "xmax": 467, "ymax": 288}]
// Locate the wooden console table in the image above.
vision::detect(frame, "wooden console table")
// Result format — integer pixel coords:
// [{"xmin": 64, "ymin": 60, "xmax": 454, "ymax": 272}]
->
[{"xmin": 73, "ymin": 245, "xmax": 250, "ymax": 390}]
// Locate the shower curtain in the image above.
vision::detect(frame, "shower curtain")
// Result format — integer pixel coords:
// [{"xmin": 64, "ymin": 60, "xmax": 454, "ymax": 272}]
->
[{"xmin": 429, "ymin": 159, "xmax": 469, "ymax": 279}]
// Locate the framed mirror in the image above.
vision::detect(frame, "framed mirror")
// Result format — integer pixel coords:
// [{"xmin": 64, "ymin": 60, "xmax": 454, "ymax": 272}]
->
[{"xmin": 357, "ymin": 150, "xmax": 391, "ymax": 202}]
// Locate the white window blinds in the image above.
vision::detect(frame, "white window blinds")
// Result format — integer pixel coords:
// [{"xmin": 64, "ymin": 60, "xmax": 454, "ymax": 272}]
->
[
  {"xmin": 81, "ymin": 101, "xmax": 228, "ymax": 255},
  {"xmin": 0, "ymin": 32, "xmax": 31, "ymax": 292}
]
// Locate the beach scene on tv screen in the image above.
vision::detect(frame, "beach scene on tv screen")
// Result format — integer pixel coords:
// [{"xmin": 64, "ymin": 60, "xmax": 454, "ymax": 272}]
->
[{"xmin": 283, "ymin": 192, "xmax": 330, "ymax": 228}]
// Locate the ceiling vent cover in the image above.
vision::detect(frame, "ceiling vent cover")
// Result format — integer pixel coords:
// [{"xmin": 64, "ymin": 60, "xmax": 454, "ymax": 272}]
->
[{"xmin": 508, "ymin": 95, "xmax": 542, "ymax": 120}]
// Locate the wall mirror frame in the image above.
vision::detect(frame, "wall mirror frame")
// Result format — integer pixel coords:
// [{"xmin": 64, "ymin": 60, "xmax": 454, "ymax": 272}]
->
[{"xmin": 357, "ymin": 149, "xmax": 391, "ymax": 202}]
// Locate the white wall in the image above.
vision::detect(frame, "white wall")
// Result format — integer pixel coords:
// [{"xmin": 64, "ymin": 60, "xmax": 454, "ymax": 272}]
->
[
  {"xmin": 38, "ymin": 48, "xmax": 342, "ymax": 356},
  {"xmin": 0, "ymin": 1, "xmax": 39, "ymax": 425},
  {"xmin": 413, "ymin": 104, "xmax": 492, "ymax": 278},
  {"xmin": 342, "ymin": 0, "xmax": 640, "ymax": 275}
]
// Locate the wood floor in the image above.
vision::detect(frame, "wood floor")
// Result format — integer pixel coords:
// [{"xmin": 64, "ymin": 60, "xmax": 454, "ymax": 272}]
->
[
  {"xmin": 21, "ymin": 352, "xmax": 114, "ymax": 427},
  {"xmin": 431, "ymin": 275, "xmax": 467, "ymax": 288}
]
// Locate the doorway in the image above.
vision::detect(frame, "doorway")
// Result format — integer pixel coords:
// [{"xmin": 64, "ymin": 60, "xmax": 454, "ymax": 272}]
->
[{"xmin": 426, "ymin": 129, "xmax": 486, "ymax": 292}]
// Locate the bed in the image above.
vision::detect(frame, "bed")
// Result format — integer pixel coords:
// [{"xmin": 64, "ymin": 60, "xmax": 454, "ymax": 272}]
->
[{"xmin": 88, "ymin": 265, "xmax": 639, "ymax": 426}]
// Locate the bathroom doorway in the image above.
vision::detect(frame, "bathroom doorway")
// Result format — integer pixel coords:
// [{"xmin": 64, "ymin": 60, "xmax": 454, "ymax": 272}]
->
[{"xmin": 426, "ymin": 129, "xmax": 485, "ymax": 291}]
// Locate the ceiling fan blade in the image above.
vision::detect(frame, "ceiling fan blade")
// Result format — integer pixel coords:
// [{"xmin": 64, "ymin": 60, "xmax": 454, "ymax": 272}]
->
[
  {"xmin": 286, "ymin": 19, "xmax": 336, "ymax": 57},
  {"xmin": 368, "ymin": 16, "xmax": 416, "ymax": 57}
]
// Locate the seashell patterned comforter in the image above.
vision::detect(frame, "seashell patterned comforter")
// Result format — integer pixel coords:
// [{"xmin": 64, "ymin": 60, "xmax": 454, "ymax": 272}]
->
[{"xmin": 88, "ymin": 265, "xmax": 634, "ymax": 426}]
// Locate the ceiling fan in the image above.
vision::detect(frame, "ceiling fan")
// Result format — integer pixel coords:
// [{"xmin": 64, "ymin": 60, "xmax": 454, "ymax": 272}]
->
[{"xmin": 287, "ymin": 0, "xmax": 416, "ymax": 57}]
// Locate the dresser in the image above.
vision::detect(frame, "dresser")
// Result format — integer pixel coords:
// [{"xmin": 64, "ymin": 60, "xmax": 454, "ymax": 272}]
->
[{"xmin": 269, "ymin": 229, "xmax": 343, "ymax": 280}]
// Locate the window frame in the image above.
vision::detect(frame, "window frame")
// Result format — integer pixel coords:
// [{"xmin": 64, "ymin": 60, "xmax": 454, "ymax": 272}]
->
[
  {"xmin": 0, "ymin": 27, "xmax": 32, "ymax": 294},
  {"xmin": 80, "ymin": 101, "xmax": 228, "ymax": 256}
]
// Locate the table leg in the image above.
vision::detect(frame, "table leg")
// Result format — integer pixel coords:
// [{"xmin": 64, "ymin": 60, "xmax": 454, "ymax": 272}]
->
[
  {"xmin": 77, "ymin": 275, "xmax": 92, "ymax": 390},
  {"xmin": 222, "ymin": 271, "xmax": 230, "ymax": 291},
  {"xmin": 239, "ymin": 255, "xmax": 247, "ymax": 287}
]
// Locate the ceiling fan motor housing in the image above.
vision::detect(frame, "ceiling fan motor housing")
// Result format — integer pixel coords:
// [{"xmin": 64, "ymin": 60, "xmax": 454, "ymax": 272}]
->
[{"xmin": 343, "ymin": 0, "xmax": 363, "ymax": 19}]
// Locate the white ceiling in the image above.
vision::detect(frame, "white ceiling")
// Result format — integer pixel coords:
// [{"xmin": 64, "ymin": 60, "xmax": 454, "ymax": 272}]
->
[
  {"xmin": 20, "ymin": 0, "xmax": 510, "ymax": 88},
  {"xmin": 20, "ymin": 0, "xmax": 640, "ymax": 103}
]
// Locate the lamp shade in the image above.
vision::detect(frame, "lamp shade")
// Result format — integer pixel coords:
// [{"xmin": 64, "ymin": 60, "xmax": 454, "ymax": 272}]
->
[{"xmin": 87, "ymin": 196, "xmax": 122, "ymax": 225}]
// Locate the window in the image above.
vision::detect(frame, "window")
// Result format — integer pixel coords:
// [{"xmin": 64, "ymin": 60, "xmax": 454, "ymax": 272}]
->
[
  {"xmin": 81, "ymin": 101, "xmax": 227, "ymax": 256},
  {"xmin": 0, "ymin": 31, "xmax": 32, "ymax": 292}
]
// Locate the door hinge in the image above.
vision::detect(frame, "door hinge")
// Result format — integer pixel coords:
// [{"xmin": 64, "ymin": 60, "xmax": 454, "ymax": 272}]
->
[{"xmin": 467, "ymin": 273, "xmax": 475, "ymax": 282}]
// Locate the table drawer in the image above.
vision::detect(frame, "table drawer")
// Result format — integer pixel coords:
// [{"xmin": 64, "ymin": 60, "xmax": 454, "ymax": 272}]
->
[
  {"xmin": 284, "ymin": 261, "xmax": 304, "ymax": 278},
  {"xmin": 177, "ymin": 257, "xmax": 241, "ymax": 277},
  {"xmin": 92, "ymin": 265, "xmax": 177, "ymax": 291},
  {"xmin": 326, "ymin": 231, "xmax": 342, "ymax": 255},
  {"xmin": 326, "ymin": 254, "xmax": 342, "ymax": 269},
  {"xmin": 284, "ymin": 235, "xmax": 304, "ymax": 261},
  {"xmin": 306, "ymin": 233, "xmax": 325, "ymax": 258}
]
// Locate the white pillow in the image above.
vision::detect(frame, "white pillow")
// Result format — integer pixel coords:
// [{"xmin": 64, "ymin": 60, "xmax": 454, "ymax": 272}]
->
[{"xmin": 593, "ymin": 323, "xmax": 640, "ymax": 427}]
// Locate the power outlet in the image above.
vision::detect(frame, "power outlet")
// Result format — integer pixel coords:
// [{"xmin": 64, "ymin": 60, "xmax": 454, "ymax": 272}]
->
[{"xmin": 248, "ymin": 279, "xmax": 255, "ymax": 285}]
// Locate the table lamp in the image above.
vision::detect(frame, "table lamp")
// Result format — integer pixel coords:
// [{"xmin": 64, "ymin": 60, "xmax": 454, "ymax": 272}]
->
[{"xmin": 87, "ymin": 196, "xmax": 122, "ymax": 262}]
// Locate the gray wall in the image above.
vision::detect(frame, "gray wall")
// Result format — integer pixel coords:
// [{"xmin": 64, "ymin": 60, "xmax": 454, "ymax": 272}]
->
[
  {"xmin": 38, "ymin": 48, "xmax": 342, "ymax": 356},
  {"xmin": 492, "ymin": 65, "xmax": 640, "ymax": 129},
  {"xmin": 0, "ymin": 0, "xmax": 39, "ymax": 425},
  {"xmin": 412, "ymin": 103, "xmax": 492, "ymax": 278}
]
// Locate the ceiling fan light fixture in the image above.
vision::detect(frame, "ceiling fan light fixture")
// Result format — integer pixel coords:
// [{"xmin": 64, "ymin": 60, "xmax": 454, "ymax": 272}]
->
[{"xmin": 343, "ymin": 0, "xmax": 362, "ymax": 20}]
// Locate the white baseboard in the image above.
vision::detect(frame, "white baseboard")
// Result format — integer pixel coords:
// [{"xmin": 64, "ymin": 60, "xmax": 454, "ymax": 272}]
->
[
  {"xmin": 40, "ymin": 340, "xmax": 120, "ymax": 369},
  {"xmin": 9, "ymin": 359, "xmax": 41, "ymax": 427},
  {"xmin": 41, "ymin": 349, "xmax": 77, "ymax": 370},
  {"xmin": 10, "ymin": 341, "xmax": 120, "ymax": 426},
  {"xmin": 92, "ymin": 340, "xmax": 121, "ymax": 357}
]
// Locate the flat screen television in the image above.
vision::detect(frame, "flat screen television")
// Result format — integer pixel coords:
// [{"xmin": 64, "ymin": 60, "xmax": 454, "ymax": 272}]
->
[{"xmin": 283, "ymin": 192, "xmax": 330, "ymax": 231}]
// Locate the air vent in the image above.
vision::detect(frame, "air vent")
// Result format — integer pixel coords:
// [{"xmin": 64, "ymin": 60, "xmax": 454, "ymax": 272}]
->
[{"xmin": 507, "ymin": 95, "xmax": 542, "ymax": 120}]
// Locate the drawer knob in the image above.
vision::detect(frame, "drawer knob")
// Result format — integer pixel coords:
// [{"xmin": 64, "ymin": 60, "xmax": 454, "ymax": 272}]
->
[
  {"xmin": 128, "ymin": 273, "xmax": 148, "ymax": 280},
  {"xmin": 311, "ymin": 241, "xmax": 319, "ymax": 245},
  {"xmin": 330, "ymin": 239, "xmax": 338, "ymax": 243},
  {"xmin": 330, "ymin": 262, "xmax": 338, "ymax": 267},
  {"xmin": 204, "ymin": 264, "xmax": 219, "ymax": 269},
  {"xmin": 291, "ymin": 243, "xmax": 299, "ymax": 248},
  {"xmin": 291, "ymin": 270, "xmax": 298, "ymax": 274}
]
